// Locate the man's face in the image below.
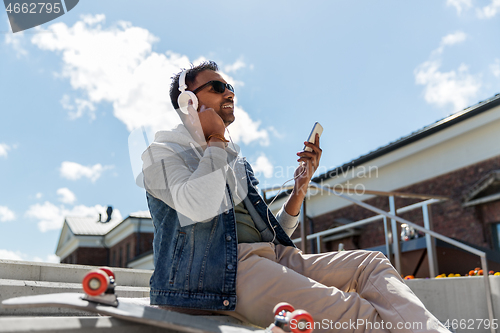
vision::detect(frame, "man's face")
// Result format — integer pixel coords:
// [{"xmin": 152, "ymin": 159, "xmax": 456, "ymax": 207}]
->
[{"xmin": 189, "ymin": 70, "xmax": 235, "ymax": 126}]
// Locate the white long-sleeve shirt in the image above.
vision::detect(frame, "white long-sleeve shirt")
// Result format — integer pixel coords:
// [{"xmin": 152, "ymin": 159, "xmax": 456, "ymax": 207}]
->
[{"xmin": 141, "ymin": 125, "xmax": 299, "ymax": 235}]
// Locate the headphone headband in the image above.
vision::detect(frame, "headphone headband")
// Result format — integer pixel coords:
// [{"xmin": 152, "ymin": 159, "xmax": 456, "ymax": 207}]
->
[{"xmin": 178, "ymin": 69, "xmax": 188, "ymax": 93}]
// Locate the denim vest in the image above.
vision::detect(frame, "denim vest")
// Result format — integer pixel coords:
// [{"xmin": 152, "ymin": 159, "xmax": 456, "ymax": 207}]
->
[{"xmin": 147, "ymin": 160, "xmax": 295, "ymax": 311}]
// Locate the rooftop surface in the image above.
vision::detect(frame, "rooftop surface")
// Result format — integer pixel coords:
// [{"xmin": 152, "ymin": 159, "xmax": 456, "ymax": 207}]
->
[{"xmin": 65, "ymin": 216, "xmax": 123, "ymax": 236}]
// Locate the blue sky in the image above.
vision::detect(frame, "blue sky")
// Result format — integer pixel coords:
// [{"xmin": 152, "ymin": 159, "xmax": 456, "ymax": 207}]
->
[{"xmin": 1, "ymin": 0, "xmax": 500, "ymax": 262}]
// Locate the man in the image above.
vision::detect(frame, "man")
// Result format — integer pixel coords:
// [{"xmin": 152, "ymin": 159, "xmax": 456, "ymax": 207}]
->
[{"xmin": 142, "ymin": 61, "xmax": 450, "ymax": 333}]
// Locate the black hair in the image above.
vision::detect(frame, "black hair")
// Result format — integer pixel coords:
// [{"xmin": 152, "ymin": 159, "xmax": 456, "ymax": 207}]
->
[{"xmin": 170, "ymin": 61, "xmax": 219, "ymax": 110}]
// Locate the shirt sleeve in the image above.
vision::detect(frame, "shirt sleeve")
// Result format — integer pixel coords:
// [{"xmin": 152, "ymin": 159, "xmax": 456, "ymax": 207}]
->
[
  {"xmin": 142, "ymin": 143, "xmax": 229, "ymax": 225},
  {"xmin": 275, "ymin": 205, "xmax": 299, "ymax": 237}
]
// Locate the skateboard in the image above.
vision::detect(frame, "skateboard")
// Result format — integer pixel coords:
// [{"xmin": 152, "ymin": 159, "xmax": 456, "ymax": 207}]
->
[
  {"xmin": 1, "ymin": 267, "xmax": 313, "ymax": 333},
  {"xmin": 268, "ymin": 302, "xmax": 313, "ymax": 333}
]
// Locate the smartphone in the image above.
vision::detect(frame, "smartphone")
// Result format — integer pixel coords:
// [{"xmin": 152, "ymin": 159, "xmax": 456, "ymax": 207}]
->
[{"xmin": 304, "ymin": 122, "xmax": 323, "ymax": 152}]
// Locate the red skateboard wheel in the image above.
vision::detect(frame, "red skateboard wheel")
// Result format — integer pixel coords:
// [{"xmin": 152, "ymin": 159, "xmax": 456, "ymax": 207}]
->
[
  {"xmin": 98, "ymin": 267, "xmax": 115, "ymax": 280},
  {"xmin": 289, "ymin": 310, "xmax": 313, "ymax": 333},
  {"xmin": 82, "ymin": 269, "xmax": 109, "ymax": 296},
  {"xmin": 273, "ymin": 302, "xmax": 295, "ymax": 316}
]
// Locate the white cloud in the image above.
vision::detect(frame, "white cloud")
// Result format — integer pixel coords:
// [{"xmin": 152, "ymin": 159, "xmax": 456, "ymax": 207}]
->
[
  {"xmin": 446, "ymin": 0, "xmax": 500, "ymax": 18},
  {"xmin": 224, "ymin": 59, "xmax": 246, "ymax": 73},
  {"xmin": 267, "ymin": 126, "xmax": 285, "ymax": 139},
  {"xmin": 29, "ymin": 14, "xmax": 269, "ymax": 146},
  {"xmin": 0, "ymin": 143, "xmax": 11, "ymax": 158},
  {"xmin": 36, "ymin": 192, "xmax": 43, "ymax": 199},
  {"xmin": 0, "ymin": 249, "xmax": 24, "ymax": 260},
  {"xmin": 477, "ymin": 0, "xmax": 500, "ymax": 18},
  {"xmin": 57, "ymin": 188, "xmax": 77, "ymax": 204},
  {"xmin": 33, "ymin": 254, "xmax": 60, "ymax": 263},
  {"xmin": 60, "ymin": 161, "xmax": 113, "ymax": 182},
  {"xmin": 4, "ymin": 30, "xmax": 28, "ymax": 58},
  {"xmin": 415, "ymin": 60, "xmax": 481, "ymax": 112},
  {"xmin": 252, "ymin": 154, "xmax": 274, "ymax": 179},
  {"xmin": 415, "ymin": 32, "xmax": 481, "ymax": 112},
  {"xmin": 60, "ymin": 94, "xmax": 96, "ymax": 120},
  {"xmin": 447, "ymin": 0, "xmax": 472, "ymax": 14},
  {"xmin": 229, "ymin": 106, "xmax": 270, "ymax": 145},
  {"xmin": 25, "ymin": 201, "xmax": 122, "ymax": 232},
  {"xmin": 441, "ymin": 31, "xmax": 467, "ymax": 46},
  {"xmin": 491, "ymin": 59, "xmax": 500, "ymax": 77},
  {"xmin": 433, "ymin": 31, "xmax": 467, "ymax": 55},
  {"xmin": 0, "ymin": 206, "xmax": 16, "ymax": 222},
  {"xmin": 30, "ymin": 15, "xmax": 184, "ymax": 132},
  {"xmin": 0, "ymin": 249, "xmax": 59, "ymax": 263}
]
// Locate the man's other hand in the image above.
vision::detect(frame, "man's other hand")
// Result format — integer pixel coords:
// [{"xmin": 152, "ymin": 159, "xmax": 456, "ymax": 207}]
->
[{"xmin": 198, "ymin": 104, "xmax": 226, "ymax": 141}]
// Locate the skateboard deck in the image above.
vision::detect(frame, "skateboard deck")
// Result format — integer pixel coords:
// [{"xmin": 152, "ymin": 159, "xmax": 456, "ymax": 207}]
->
[{"xmin": 1, "ymin": 293, "xmax": 265, "ymax": 333}]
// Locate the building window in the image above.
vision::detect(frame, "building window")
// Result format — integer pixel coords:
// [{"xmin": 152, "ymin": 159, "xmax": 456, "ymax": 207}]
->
[{"xmin": 492, "ymin": 223, "xmax": 500, "ymax": 252}]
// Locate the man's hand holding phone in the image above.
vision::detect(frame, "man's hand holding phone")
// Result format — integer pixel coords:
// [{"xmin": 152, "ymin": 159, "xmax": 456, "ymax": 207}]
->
[
  {"xmin": 295, "ymin": 123, "xmax": 323, "ymax": 194},
  {"xmin": 283, "ymin": 123, "xmax": 323, "ymax": 217}
]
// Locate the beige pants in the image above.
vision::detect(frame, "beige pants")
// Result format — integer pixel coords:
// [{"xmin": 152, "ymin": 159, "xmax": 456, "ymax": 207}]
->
[{"xmin": 218, "ymin": 243, "xmax": 450, "ymax": 333}]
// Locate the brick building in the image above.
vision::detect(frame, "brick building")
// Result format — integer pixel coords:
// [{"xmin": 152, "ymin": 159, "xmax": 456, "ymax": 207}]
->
[
  {"xmin": 56, "ymin": 210, "xmax": 154, "ymax": 269},
  {"xmin": 269, "ymin": 93, "xmax": 500, "ymax": 276}
]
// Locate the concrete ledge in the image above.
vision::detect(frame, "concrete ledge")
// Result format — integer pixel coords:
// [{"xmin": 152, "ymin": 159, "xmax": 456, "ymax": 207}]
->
[
  {"xmin": 4, "ymin": 260, "xmax": 498, "ymax": 332},
  {"xmin": 0, "ymin": 260, "xmax": 252, "ymax": 330},
  {"xmin": 0, "ymin": 279, "xmax": 149, "ymax": 316},
  {"xmin": 0, "ymin": 316, "xmax": 176, "ymax": 333},
  {"xmin": 0, "ymin": 260, "xmax": 151, "ymax": 316},
  {"xmin": 0, "ymin": 260, "xmax": 151, "ymax": 287},
  {"xmin": 0, "ymin": 315, "xmax": 249, "ymax": 333},
  {"xmin": 406, "ymin": 276, "xmax": 500, "ymax": 333}
]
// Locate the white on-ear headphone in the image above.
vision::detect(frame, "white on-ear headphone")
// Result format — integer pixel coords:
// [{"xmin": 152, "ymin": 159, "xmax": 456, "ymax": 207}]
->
[{"xmin": 177, "ymin": 69, "xmax": 199, "ymax": 115}]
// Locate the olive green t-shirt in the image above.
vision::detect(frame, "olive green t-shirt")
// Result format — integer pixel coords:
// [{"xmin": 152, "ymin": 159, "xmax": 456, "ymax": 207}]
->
[{"xmin": 234, "ymin": 201, "xmax": 262, "ymax": 243}]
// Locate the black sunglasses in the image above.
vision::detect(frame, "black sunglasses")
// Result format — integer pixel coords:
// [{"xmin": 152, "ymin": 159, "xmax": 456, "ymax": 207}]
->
[{"xmin": 192, "ymin": 80, "xmax": 234, "ymax": 95}]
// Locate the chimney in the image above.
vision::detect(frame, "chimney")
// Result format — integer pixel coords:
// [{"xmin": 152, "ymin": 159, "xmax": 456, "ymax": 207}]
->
[{"xmin": 105, "ymin": 206, "xmax": 113, "ymax": 222}]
